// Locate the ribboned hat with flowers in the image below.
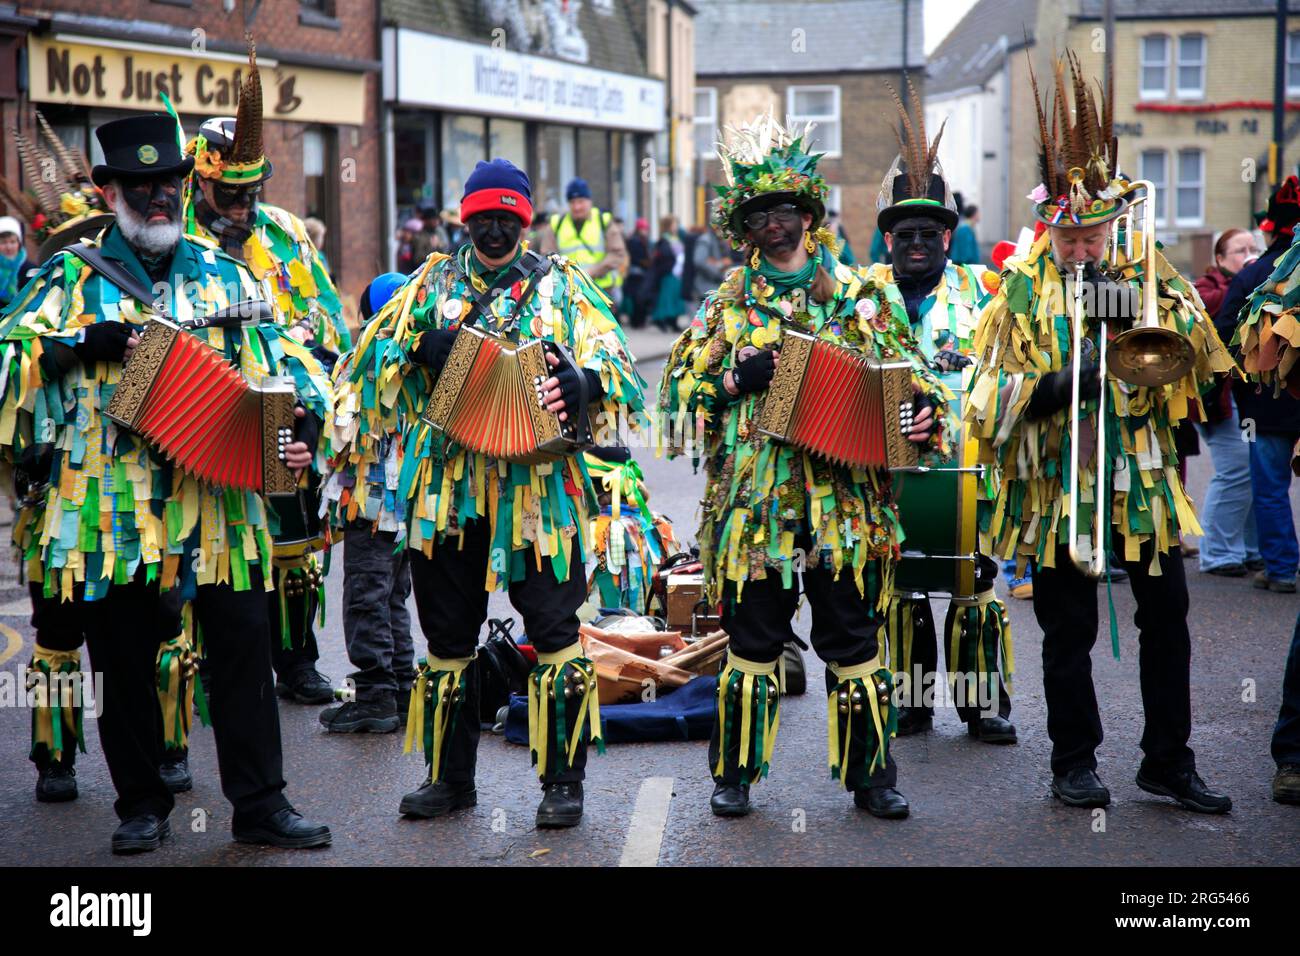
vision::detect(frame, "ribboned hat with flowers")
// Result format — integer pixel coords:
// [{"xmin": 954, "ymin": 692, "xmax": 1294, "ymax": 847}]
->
[
  {"xmin": 185, "ymin": 34, "xmax": 273, "ymax": 186},
  {"xmin": 710, "ymin": 112, "xmax": 833, "ymax": 251},
  {"xmin": 1027, "ymin": 49, "xmax": 1128, "ymax": 229}
]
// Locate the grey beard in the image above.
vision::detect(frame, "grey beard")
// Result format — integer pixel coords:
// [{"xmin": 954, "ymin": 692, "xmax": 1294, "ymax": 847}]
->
[{"xmin": 114, "ymin": 200, "xmax": 182, "ymax": 258}]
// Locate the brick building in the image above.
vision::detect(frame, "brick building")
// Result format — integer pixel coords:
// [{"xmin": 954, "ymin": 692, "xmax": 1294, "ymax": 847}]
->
[
  {"xmin": 692, "ymin": 0, "xmax": 926, "ymax": 259},
  {"xmin": 0, "ymin": 0, "xmax": 382, "ymax": 304}
]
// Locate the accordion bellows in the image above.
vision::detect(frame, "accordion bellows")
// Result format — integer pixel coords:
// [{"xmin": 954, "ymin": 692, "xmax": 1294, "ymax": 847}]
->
[
  {"xmin": 421, "ymin": 325, "xmax": 590, "ymax": 465},
  {"xmin": 106, "ymin": 319, "xmax": 298, "ymax": 494},
  {"xmin": 757, "ymin": 327, "xmax": 918, "ymax": 470}
]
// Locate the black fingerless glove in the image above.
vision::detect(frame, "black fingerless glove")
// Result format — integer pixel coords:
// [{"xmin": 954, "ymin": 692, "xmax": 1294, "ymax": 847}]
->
[
  {"xmin": 1025, "ymin": 363, "xmax": 1100, "ymax": 421},
  {"xmin": 293, "ymin": 405, "xmax": 320, "ymax": 456},
  {"xmin": 934, "ymin": 348, "xmax": 973, "ymax": 373},
  {"xmin": 72, "ymin": 322, "xmax": 135, "ymax": 365},
  {"xmin": 552, "ymin": 359, "xmax": 604, "ymax": 415},
  {"xmin": 731, "ymin": 349, "xmax": 777, "ymax": 394},
  {"xmin": 411, "ymin": 328, "xmax": 459, "ymax": 374}
]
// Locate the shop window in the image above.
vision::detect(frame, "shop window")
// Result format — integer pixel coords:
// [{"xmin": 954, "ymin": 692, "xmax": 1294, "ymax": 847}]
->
[
  {"xmin": 303, "ymin": 125, "xmax": 341, "ymax": 272},
  {"xmin": 441, "ymin": 115, "xmax": 487, "ymax": 212},
  {"xmin": 1175, "ymin": 148, "xmax": 1204, "ymax": 227},
  {"xmin": 694, "ymin": 88, "xmax": 717, "ymax": 159},
  {"xmin": 1288, "ymin": 32, "xmax": 1300, "ymax": 96},
  {"xmin": 1139, "ymin": 149, "xmax": 1168, "ymax": 225}
]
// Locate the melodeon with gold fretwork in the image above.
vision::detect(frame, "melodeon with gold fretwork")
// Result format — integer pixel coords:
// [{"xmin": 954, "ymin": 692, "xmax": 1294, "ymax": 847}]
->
[
  {"xmin": 105, "ymin": 318, "xmax": 298, "ymax": 494},
  {"xmin": 756, "ymin": 326, "xmax": 919, "ymax": 470},
  {"xmin": 420, "ymin": 324, "xmax": 594, "ymax": 465}
]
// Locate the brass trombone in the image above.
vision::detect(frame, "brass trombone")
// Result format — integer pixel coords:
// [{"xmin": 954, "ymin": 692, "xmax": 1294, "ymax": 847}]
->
[
  {"xmin": 1066, "ymin": 179, "xmax": 1196, "ymax": 577},
  {"xmin": 1067, "ymin": 259, "xmax": 1108, "ymax": 578}
]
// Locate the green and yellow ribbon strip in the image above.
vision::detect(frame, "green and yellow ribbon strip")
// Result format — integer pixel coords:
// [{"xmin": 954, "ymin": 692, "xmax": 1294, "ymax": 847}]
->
[
  {"xmin": 713, "ymin": 653, "xmax": 781, "ymax": 783},
  {"xmin": 528, "ymin": 642, "xmax": 603, "ymax": 780},
  {"xmin": 156, "ymin": 631, "xmax": 209, "ymax": 752},
  {"xmin": 27, "ymin": 647, "xmax": 86, "ymax": 762},
  {"xmin": 827, "ymin": 660, "xmax": 895, "ymax": 783},
  {"xmin": 404, "ymin": 654, "xmax": 474, "ymax": 782}
]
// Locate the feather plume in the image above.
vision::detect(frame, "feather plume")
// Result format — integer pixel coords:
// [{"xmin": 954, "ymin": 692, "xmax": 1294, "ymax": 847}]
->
[
  {"xmin": 36, "ymin": 110, "xmax": 90, "ymax": 188},
  {"xmin": 885, "ymin": 77, "xmax": 945, "ymax": 199},
  {"xmin": 1026, "ymin": 52, "xmax": 1057, "ymax": 196},
  {"xmin": 230, "ymin": 33, "xmax": 264, "ymax": 166}
]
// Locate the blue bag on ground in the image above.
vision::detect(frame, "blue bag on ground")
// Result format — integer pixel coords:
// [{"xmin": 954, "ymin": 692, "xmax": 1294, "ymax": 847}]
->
[{"xmin": 504, "ymin": 674, "xmax": 718, "ymax": 745}]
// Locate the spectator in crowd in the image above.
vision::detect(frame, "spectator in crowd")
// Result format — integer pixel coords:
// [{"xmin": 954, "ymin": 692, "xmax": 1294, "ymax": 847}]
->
[
  {"xmin": 950, "ymin": 193, "xmax": 980, "ymax": 264},
  {"xmin": 304, "ymin": 215, "xmax": 330, "ymax": 277},
  {"xmin": 650, "ymin": 214, "xmax": 686, "ymax": 332},
  {"xmin": 0, "ymin": 216, "xmax": 28, "ymax": 310},
  {"xmin": 410, "ymin": 203, "xmax": 449, "ymax": 263},
  {"xmin": 395, "ymin": 217, "xmax": 423, "ymax": 275},
  {"xmin": 540, "ymin": 178, "xmax": 628, "ymax": 307},
  {"xmin": 826, "ymin": 210, "xmax": 856, "ymax": 265},
  {"xmin": 621, "ymin": 217, "xmax": 652, "ymax": 329},
  {"xmin": 690, "ymin": 221, "xmax": 727, "ymax": 300},
  {"xmin": 1193, "ymin": 227, "xmax": 1262, "ymax": 577},
  {"xmin": 1218, "ymin": 176, "xmax": 1300, "ymax": 593}
]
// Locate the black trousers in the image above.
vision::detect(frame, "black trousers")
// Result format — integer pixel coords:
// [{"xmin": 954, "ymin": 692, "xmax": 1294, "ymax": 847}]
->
[
  {"xmin": 31, "ymin": 582, "xmax": 84, "ymax": 652},
  {"xmin": 82, "ymin": 567, "xmax": 290, "ymax": 825},
  {"xmin": 268, "ymin": 564, "xmax": 321, "ymax": 680},
  {"xmin": 710, "ymin": 555, "xmax": 898, "ymax": 790},
  {"xmin": 1031, "ymin": 542, "xmax": 1195, "ymax": 776},
  {"xmin": 408, "ymin": 520, "xmax": 589, "ymax": 783}
]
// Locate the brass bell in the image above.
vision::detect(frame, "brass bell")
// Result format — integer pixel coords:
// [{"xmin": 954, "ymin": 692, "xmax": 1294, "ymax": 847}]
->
[
  {"xmin": 838, "ymin": 701, "xmax": 850, "ymax": 714},
  {"xmin": 838, "ymin": 690, "xmax": 850, "ymax": 703},
  {"xmin": 852, "ymin": 703, "xmax": 863, "ymax": 713},
  {"xmin": 851, "ymin": 689, "xmax": 862, "ymax": 703}
]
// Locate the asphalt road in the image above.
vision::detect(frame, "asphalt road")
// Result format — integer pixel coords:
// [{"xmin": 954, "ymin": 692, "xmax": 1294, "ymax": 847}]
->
[{"xmin": 0, "ymin": 357, "xmax": 1295, "ymax": 866}]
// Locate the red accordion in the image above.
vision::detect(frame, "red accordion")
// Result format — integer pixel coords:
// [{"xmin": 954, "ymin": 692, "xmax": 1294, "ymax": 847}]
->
[
  {"xmin": 756, "ymin": 327, "xmax": 918, "ymax": 470},
  {"xmin": 420, "ymin": 325, "xmax": 593, "ymax": 465},
  {"xmin": 105, "ymin": 319, "xmax": 298, "ymax": 494}
]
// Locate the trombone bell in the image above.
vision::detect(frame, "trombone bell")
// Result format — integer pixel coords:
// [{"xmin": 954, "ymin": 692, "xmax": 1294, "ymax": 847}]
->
[{"xmin": 1109, "ymin": 325, "xmax": 1196, "ymax": 388}]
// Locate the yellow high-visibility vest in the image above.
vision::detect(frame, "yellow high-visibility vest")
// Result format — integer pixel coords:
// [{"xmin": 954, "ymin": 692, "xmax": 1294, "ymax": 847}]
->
[{"xmin": 551, "ymin": 208, "xmax": 618, "ymax": 290}]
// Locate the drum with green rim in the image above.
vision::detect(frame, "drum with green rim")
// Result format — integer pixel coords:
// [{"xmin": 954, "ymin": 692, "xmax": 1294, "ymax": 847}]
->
[{"xmin": 891, "ymin": 406, "xmax": 983, "ymax": 601}]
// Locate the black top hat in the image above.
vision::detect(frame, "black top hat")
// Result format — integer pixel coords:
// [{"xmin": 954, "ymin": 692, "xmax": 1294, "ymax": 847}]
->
[
  {"xmin": 877, "ymin": 170, "xmax": 959, "ymax": 233},
  {"xmin": 91, "ymin": 114, "xmax": 194, "ymax": 187}
]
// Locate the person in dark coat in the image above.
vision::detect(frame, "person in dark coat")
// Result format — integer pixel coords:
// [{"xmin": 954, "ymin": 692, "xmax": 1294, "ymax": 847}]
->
[
  {"xmin": 1219, "ymin": 177, "xmax": 1300, "ymax": 592},
  {"xmin": 621, "ymin": 218, "xmax": 652, "ymax": 329}
]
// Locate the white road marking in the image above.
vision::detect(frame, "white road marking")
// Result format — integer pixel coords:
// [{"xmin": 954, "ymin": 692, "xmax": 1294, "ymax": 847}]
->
[{"xmin": 619, "ymin": 776, "xmax": 675, "ymax": 867}]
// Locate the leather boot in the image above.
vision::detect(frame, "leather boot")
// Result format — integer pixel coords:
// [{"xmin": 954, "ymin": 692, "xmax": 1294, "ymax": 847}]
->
[
  {"xmin": 536, "ymin": 781, "xmax": 584, "ymax": 828},
  {"xmin": 709, "ymin": 782, "xmax": 752, "ymax": 817}
]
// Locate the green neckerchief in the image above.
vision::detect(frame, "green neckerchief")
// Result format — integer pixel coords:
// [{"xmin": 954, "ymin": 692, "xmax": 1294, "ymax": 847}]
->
[
  {"xmin": 459, "ymin": 242, "xmax": 523, "ymax": 286},
  {"xmin": 754, "ymin": 250, "xmax": 819, "ymax": 295}
]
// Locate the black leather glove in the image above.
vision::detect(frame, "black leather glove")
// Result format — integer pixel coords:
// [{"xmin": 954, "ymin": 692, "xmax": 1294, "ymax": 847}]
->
[
  {"xmin": 731, "ymin": 349, "xmax": 778, "ymax": 394},
  {"xmin": 15, "ymin": 443, "xmax": 54, "ymax": 496},
  {"xmin": 902, "ymin": 391, "xmax": 936, "ymax": 440},
  {"xmin": 1081, "ymin": 262, "xmax": 1133, "ymax": 325},
  {"xmin": 293, "ymin": 404, "xmax": 320, "ymax": 457},
  {"xmin": 1025, "ymin": 363, "xmax": 1101, "ymax": 421},
  {"xmin": 72, "ymin": 322, "xmax": 135, "ymax": 365},
  {"xmin": 933, "ymin": 348, "xmax": 973, "ymax": 373},
  {"xmin": 411, "ymin": 328, "xmax": 459, "ymax": 375}
]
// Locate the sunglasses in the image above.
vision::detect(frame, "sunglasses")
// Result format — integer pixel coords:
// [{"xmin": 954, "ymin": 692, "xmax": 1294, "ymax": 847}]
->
[
  {"xmin": 213, "ymin": 183, "xmax": 263, "ymax": 206},
  {"xmin": 891, "ymin": 228, "xmax": 943, "ymax": 243},
  {"xmin": 743, "ymin": 203, "xmax": 803, "ymax": 231}
]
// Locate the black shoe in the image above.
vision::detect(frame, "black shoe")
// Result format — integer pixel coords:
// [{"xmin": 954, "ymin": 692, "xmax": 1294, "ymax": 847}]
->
[
  {"xmin": 709, "ymin": 782, "xmax": 752, "ymax": 817},
  {"xmin": 1051, "ymin": 767, "xmax": 1111, "ymax": 808},
  {"xmin": 536, "ymin": 782, "xmax": 584, "ymax": 828},
  {"xmin": 159, "ymin": 752, "xmax": 193, "ymax": 793},
  {"xmin": 1245, "ymin": 558, "xmax": 1266, "ymax": 572},
  {"xmin": 232, "ymin": 807, "xmax": 332, "ymax": 848},
  {"xmin": 1253, "ymin": 570, "xmax": 1298, "ymax": 593},
  {"xmin": 319, "ymin": 699, "xmax": 400, "ymax": 734},
  {"xmin": 35, "ymin": 762, "xmax": 78, "ymax": 803},
  {"xmin": 1204, "ymin": 563, "xmax": 1248, "ymax": 577},
  {"xmin": 276, "ymin": 668, "xmax": 335, "ymax": 705},
  {"xmin": 1136, "ymin": 767, "xmax": 1232, "ymax": 814},
  {"xmin": 967, "ymin": 715, "xmax": 1018, "ymax": 744},
  {"xmin": 111, "ymin": 815, "xmax": 170, "ymax": 855},
  {"xmin": 854, "ymin": 786, "xmax": 910, "ymax": 819},
  {"xmin": 895, "ymin": 708, "xmax": 932, "ymax": 737},
  {"xmin": 398, "ymin": 778, "xmax": 477, "ymax": 819},
  {"xmin": 1273, "ymin": 764, "xmax": 1300, "ymax": 805}
]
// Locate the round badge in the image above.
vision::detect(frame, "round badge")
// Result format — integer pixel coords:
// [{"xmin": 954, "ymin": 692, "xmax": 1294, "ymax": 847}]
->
[
  {"xmin": 137, "ymin": 145, "xmax": 159, "ymax": 165},
  {"xmin": 442, "ymin": 298, "xmax": 463, "ymax": 321},
  {"xmin": 855, "ymin": 298, "xmax": 877, "ymax": 321},
  {"xmin": 834, "ymin": 263, "xmax": 853, "ymax": 284},
  {"xmin": 537, "ymin": 274, "xmax": 554, "ymax": 298}
]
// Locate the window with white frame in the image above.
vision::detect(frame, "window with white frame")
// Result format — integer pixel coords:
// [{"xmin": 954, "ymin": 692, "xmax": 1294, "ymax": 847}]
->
[
  {"xmin": 1140, "ymin": 149, "xmax": 1168, "ymax": 224},
  {"xmin": 787, "ymin": 85, "xmax": 841, "ymax": 156},
  {"xmin": 694, "ymin": 88, "xmax": 717, "ymax": 158},
  {"xmin": 1175, "ymin": 148, "xmax": 1204, "ymax": 226},
  {"xmin": 1140, "ymin": 34, "xmax": 1169, "ymax": 99},
  {"xmin": 1289, "ymin": 31, "xmax": 1300, "ymax": 96},
  {"xmin": 1176, "ymin": 34, "xmax": 1205, "ymax": 98}
]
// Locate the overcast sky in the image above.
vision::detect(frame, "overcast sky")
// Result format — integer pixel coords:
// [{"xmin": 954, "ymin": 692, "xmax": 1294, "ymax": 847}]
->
[{"xmin": 925, "ymin": 0, "xmax": 981, "ymax": 53}]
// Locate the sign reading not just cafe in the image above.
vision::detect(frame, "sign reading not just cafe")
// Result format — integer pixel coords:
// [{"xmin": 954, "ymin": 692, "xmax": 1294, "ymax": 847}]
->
[
  {"xmin": 27, "ymin": 35, "xmax": 366, "ymax": 126},
  {"xmin": 385, "ymin": 29, "xmax": 664, "ymax": 133}
]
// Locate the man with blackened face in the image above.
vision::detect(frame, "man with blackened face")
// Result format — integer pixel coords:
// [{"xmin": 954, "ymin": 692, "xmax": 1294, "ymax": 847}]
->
[
  {"xmin": 867, "ymin": 110, "xmax": 1019, "ymax": 751},
  {"xmin": 346, "ymin": 158, "xmax": 643, "ymax": 831},
  {"xmin": 656, "ymin": 116, "xmax": 952, "ymax": 823}
]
